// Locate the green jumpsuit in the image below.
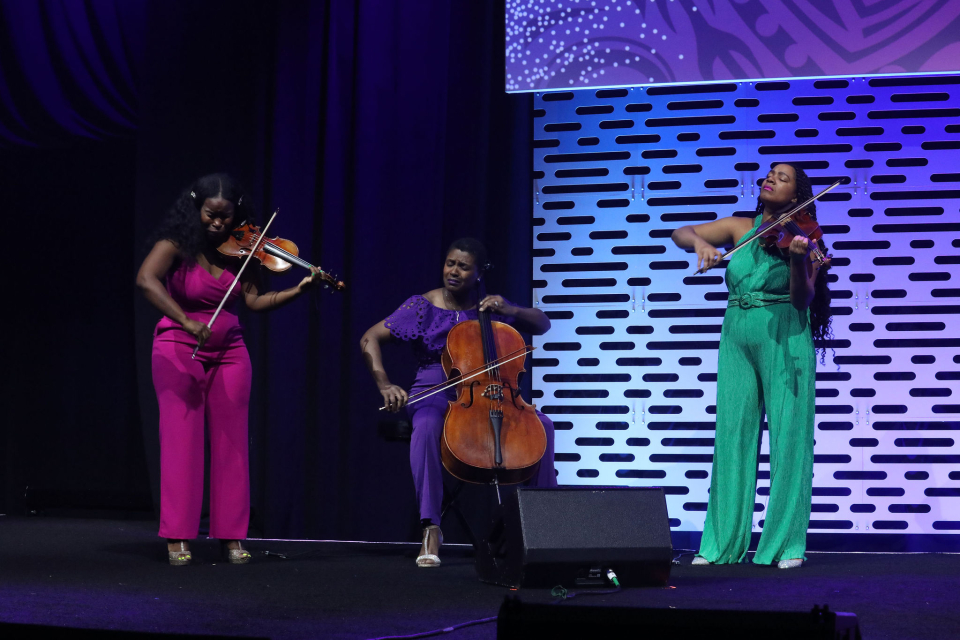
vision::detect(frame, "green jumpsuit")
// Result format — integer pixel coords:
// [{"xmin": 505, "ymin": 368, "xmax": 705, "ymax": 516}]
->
[{"xmin": 697, "ymin": 215, "xmax": 815, "ymax": 565}]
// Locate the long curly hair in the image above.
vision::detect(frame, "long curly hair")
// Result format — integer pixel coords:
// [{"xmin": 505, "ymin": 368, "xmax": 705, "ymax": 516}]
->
[
  {"xmin": 147, "ymin": 173, "xmax": 256, "ymax": 262},
  {"xmin": 757, "ymin": 163, "xmax": 834, "ymax": 363}
]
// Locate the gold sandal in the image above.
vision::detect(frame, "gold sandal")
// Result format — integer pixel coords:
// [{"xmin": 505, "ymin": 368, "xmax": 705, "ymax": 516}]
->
[
  {"xmin": 416, "ymin": 525, "xmax": 442, "ymax": 568},
  {"xmin": 168, "ymin": 540, "xmax": 191, "ymax": 566},
  {"xmin": 222, "ymin": 540, "xmax": 252, "ymax": 564}
]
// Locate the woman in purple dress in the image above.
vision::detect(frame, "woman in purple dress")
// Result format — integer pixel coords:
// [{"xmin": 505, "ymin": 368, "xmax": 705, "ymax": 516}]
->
[{"xmin": 360, "ymin": 238, "xmax": 557, "ymax": 567}]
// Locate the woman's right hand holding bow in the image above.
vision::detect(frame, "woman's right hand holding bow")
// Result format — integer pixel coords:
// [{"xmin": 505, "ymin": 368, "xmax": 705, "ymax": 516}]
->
[
  {"xmin": 379, "ymin": 383, "xmax": 408, "ymax": 413},
  {"xmin": 694, "ymin": 239, "xmax": 724, "ymax": 273},
  {"xmin": 182, "ymin": 319, "xmax": 212, "ymax": 349}
]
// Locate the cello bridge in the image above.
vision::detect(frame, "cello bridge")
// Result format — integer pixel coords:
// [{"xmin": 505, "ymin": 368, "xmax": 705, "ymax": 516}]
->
[{"xmin": 482, "ymin": 384, "xmax": 504, "ymax": 402}]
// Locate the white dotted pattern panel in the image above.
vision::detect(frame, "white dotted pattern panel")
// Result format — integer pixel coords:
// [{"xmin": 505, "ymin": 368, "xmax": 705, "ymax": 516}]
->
[{"xmin": 531, "ymin": 75, "xmax": 960, "ymax": 534}]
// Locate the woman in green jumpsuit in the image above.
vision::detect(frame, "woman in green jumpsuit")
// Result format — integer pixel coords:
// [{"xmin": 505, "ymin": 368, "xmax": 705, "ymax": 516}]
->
[{"xmin": 671, "ymin": 163, "xmax": 833, "ymax": 569}]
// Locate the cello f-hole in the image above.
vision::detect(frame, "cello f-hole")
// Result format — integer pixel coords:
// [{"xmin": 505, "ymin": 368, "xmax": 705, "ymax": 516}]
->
[
  {"xmin": 507, "ymin": 385, "xmax": 526, "ymax": 410},
  {"xmin": 461, "ymin": 381, "xmax": 481, "ymax": 409}
]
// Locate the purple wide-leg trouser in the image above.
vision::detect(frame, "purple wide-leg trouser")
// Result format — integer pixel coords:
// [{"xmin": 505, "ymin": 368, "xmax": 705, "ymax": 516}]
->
[{"xmin": 406, "ymin": 364, "xmax": 558, "ymax": 525}]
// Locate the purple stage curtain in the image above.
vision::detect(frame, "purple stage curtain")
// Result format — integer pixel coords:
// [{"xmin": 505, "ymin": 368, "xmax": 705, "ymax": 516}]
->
[
  {"xmin": 126, "ymin": 0, "xmax": 532, "ymax": 541},
  {"xmin": 0, "ymin": 0, "xmax": 146, "ymax": 147},
  {"xmin": 247, "ymin": 0, "xmax": 535, "ymax": 541},
  {"xmin": 2, "ymin": 0, "xmax": 530, "ymax": 541}
]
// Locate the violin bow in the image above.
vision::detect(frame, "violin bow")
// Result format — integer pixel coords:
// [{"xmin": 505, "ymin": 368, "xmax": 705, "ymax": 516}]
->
[
  {"xmin": 377, "ymin": 345, "xmax": 536, "ymax": 411},
  {"xmin": 694, "ymin": 178, "xmax": 844, "ymax": 274},
  {"xmin": 191, "ymin": 208, "xmax": 278, "ymax": 360}
]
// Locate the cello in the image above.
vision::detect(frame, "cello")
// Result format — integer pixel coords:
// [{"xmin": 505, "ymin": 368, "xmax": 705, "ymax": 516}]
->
[{"xmin": 438, "ymin": 270, "xmax": 547, "ymax": 485}]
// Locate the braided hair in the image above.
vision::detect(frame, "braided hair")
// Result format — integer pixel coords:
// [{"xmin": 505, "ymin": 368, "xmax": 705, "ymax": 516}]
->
[
  {"xmin": 147, "ymin": 173, "xmax": 256, "ymax": 263},
  {"xmin": 756, "ymin": 163, "xmax": 834, "ymax": 363}
]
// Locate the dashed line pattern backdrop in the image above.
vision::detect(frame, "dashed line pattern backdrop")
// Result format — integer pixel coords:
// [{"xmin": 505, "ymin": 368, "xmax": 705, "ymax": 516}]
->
[{"xmin": 531, "ymin": 74, "xmax": 960, "ymax": 535}]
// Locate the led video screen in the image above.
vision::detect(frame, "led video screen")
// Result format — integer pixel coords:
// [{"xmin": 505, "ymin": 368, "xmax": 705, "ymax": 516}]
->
[{"xmin": 506, "ymin": 0, "xmax": 960, "ymax": 92}]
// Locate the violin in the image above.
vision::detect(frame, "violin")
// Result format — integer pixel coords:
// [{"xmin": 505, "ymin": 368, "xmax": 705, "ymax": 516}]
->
[
  {"xmin": 218, "ymin": 221, "xmax": 345, "ymax": 292},
  {"xmin": 438, "ymin": 272, "xmax": 547, "ymax": 485},
  {"xmin": 192, "ymin": 211, "xmax": 342, "ymax": 360},
  {"xmin": 756, "ymin": 208, "xmax": 828, "ymax": 265},
  {"xmin": 694, "ymin": 178, "xmax": 842, "ymax": 274}
]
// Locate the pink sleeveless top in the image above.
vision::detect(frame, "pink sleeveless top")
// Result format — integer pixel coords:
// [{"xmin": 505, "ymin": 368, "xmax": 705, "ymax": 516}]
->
[{"xmin": 154, "ymin": 260, "xmax": 245, "ymax": 351}]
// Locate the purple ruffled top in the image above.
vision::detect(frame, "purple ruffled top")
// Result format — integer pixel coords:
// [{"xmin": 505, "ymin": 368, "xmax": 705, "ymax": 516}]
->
[{"xmin": 384, "ymin": 294, "xmax": 515, "ymax": 367}]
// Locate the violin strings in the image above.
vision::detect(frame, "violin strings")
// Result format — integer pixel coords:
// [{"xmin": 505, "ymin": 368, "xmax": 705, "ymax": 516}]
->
[
  {"xmin": 247, "ymin": 233, "xmax": 324, "ymax": 272},
  {"xmin": 253, "ymin": 236, "xmax": 304, "ymax": 263}
]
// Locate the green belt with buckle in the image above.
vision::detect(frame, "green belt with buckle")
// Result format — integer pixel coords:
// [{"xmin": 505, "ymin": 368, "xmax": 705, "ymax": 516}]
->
[{"xmin": 727, "ymin": 292, "xmax": 792, "ymax": 309}]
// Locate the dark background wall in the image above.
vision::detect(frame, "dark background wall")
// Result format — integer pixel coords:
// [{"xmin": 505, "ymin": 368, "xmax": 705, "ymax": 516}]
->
[
  {"xmin": 3, "ymin": 139, "xmax": 146, "ymax": 516},
  {"xmin": 2, "ymin": 0, "xmax": 532, "ymax": 542}
]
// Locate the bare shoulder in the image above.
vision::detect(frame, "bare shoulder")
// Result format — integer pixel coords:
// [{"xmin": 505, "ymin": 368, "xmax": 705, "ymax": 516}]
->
[
  {"xmin": 729, "ymin": 216, "xmax": 757, "ymax": 244},
  {"xmin": 138, "ymin": 238, "xmax": 182, "ymax": 280},
  {"xmin": 423, "ymin": 288, "xmax": 444, "ymax": 306},
  {"xmin": 150, "ymin": 238, "xmax": 181, "ymax": 256},
  {"xmin": 143, "ymin": 238, "xmax": 182, "ymax": 267},
  {"xmin": 690, "ymin": 215, "xmax": 756, "ymax": 248}
]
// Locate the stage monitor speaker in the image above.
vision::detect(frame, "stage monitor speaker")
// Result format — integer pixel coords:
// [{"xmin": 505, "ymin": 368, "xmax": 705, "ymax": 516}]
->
[
  {"xmin": 497, "ymin": 598, "xmax": 862, "ymax": 640},
  {"xmin": 476, "ymin": 486, "xmax": 672, "ymax": 588}
]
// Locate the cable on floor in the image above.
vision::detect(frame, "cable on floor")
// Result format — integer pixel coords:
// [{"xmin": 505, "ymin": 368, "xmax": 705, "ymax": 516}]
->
[{"xmin": 365, "ymin": 615, "xmax": 498, "ymax": 640}]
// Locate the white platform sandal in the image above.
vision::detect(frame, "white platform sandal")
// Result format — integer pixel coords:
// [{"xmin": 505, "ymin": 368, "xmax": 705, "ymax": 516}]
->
[
  {"xmin": 778, "ymin": 558, "xmax": 803, "ymax": 569},
  {"xmin": 416, "ymin": 525, "xmax": 442, "ymax": 568}
]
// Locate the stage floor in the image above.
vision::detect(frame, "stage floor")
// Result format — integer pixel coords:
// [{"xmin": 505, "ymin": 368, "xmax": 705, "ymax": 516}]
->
[{"xmin": 0, "ymin": 516, "xmax": 958, "ymax": 639}]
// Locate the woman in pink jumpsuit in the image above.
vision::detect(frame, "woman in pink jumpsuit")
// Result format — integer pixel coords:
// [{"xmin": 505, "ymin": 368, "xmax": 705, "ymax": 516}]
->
[{"xmin": 137, "ymin": 173, "xmax": 325, "ymax": 565}]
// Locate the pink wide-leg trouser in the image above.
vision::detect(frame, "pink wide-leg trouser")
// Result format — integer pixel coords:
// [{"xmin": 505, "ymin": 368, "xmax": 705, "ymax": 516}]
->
[{"xmin": 152, "ymin": 339, "xmax": 251, "ymax": 540}]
